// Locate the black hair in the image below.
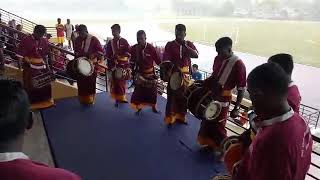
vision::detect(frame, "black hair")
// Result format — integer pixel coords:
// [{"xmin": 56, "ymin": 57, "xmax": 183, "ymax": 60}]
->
[
  {"xmin": 268, "ymin": 53, "xmax": 294, "ymax": 75},
  {"xmin": 215, "ymin": 37, "xmax": 233, "ymax": 49},
  {"xmin": 192, "ymin": 64, "xmax": 198, "ymax": 69},
  {"xmin": 78, "ymin": 24, "xmax": 88, "ymax": 32},
  {"xmin": 111, "ymin": 24, "xmax": 121, "ymax": 31},
  {"xmin": 137, "ymin": 30, "xmax": 146, "ymax": 37},
  {"xmin": 57, "ymin": 18, "xmax": 61, "ymax": 21},
  {"xmin": 175, "ymin": 24, "xmax": 186, "ymax": 32},
  {"xmin": 0, "ymin": 78, "xmax": 30, "ymax": 143},
  {"xmin": 33, "ymin": 25, "xmax": 46, "ymax": 35},
  {"xmin": 248, "ymin": 63, "xmax": 289, "ymax": 97}
]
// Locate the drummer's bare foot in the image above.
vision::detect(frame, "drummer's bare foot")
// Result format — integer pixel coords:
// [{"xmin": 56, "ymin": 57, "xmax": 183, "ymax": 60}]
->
[
  {"xmin": 177, "ymin": 120, "xmax": 188, "ymax": 125},
  {"xmin": 119, "ymin": 100, "xmax": 128, "ymax": 104},
  {"xmin": 135, "ymin": 109, "xmax": 142, "ymax": 116},
  {"xmin": 152, "ymin": 107, "xmax": 161, "ymax": 114}
]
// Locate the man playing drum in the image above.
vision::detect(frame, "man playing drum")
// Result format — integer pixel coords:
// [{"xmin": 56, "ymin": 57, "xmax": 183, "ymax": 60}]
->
[
  {"xmin": 19, "ymin": 25, "xmax": 54, "ymax": 110},
  {"xmin": 130, "ymin": 30, "xmax": 161, "ymax": 114},
  {"xmin": 162, "ymin": 24, "xmax": 198, "ymax": 125},
  {"xmin": 198, "ymin": 37, "xmax": 246, "ymax": 151},
  {"xmin": 105, "ymin": 24, "xmax": 131, "ymax": 107},
  {"xmin": 227, "ymin": 63, "xmax": 312, "ymax": 180},
  {"xmin": 74, "ymin": 24, "xmax": 104, "ymax": 105}
]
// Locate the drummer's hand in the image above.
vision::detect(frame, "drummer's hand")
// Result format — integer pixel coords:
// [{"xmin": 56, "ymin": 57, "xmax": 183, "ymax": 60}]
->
[{"xmin": 230, "ymin": 107, "xmax": 240, "ymax": 119}]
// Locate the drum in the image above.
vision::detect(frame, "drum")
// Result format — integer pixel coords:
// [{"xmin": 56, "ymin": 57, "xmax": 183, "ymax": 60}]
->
[
  {"xmin": 114, "ymin": 68, "xmax": 132, "ymax": 80},
  {"xmin": 32, "ymin": 70, "xmax": 55, "ymax": 89},
  {"xmin": 159, "ymin": 61, "xmax": 174, "ymax": 82},
  {"xmin": 185, "ymin": 84, "xmax": 222, "ymax": 121},
  {"xmin": 134, "ymin": 74, "xmax": 157, "ymax": 88},
  {"xmin": 169, "ymin": 71, "xmax": 184, "ymax": 91},
  {"xmin": 66, "ymin": 57, "xmax": 94, "ymax": 80},
  {"xmin": 221, "ymin": 136, "xmax": 243, "ymax": 175}
]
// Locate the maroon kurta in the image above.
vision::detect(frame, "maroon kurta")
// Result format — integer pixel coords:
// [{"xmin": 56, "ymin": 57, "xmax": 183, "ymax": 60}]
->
[
  {"xmin": 288, "ymin": 82, "xmax": 301, "ymax": 113},
  {"xmin": 74, "ymin": 35, "xmax": 103, "ymax": 97},
  {"xmin": 130, "ymin": 43, "xmax": 161, "ymax": 110},
  {"xmin": 162, "ymin": 40, "xmax": 198, "ymax": 124},
  {"xmin": 19, "ymin": 35, "xmax": 52, "ymax": 106},
  {"xmin": 198, "ymin": 55, "xmax": 246, "ymax": 148},
  {"xmin": 233, "ymin": 111, "xmax": 312, "ymax": 180},
  {"xmin": 105, "ymin": 37, "xmax": 131, "ymax": 101},
  {"xmin": 0, "ymin": 158, "xmax": 81, "ymax": 180}
]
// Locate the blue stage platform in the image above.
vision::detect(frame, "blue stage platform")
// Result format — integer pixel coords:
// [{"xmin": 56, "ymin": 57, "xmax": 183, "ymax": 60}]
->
[{"xmin": 42, "ymin": 93, "xmax": 226, "ymax": 180}]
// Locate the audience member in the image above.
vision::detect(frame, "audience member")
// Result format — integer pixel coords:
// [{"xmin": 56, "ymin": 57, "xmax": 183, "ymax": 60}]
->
[
  {"xmin": 0, "ymin": 78, "xmax": 81, "ymax": 180},
  {"xmin": 191, "ymin": 64, "xmax": 202, "ymax": 81}
]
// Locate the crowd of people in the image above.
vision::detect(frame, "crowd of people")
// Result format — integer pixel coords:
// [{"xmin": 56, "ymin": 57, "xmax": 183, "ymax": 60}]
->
[{"xmin": 0, "ymin": 18, "xmax": 313, "ymax": 180}]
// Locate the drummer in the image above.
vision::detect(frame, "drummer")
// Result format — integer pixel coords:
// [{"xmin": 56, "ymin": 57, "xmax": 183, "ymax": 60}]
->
[
  {"xmin": 268, "ymin": 53, "xmax": 301, "ymax": 113},
  {"xmin": 74, "ymin": 24, "xmax": 104, "ymax": 105},
  {"xmin": 130, "ymin": 30, "xmax": 161, "ymax": 114},
  {"xmin": 105, "ymin": 24, "xmax": 131, "ymax": 107},
  {"xmin": 19, "ymin": 25, "xmax": 54, "ymax": 110},
  {"xmin": 162, "ymin": 24, "xmax": 198, "ymax": 125},
  {"xmin": 230, "ymin": 63, "xmax": 312, "ymax": 180},
  {"xmin": 198, "ymin": 37, "xmax": 246, "ymax": 151}
]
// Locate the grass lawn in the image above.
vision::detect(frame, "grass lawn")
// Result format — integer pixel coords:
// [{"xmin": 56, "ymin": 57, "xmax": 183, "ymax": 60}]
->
[{"xmin": 158, "ymin": 17, "xmax": 320, "ymax": 67}]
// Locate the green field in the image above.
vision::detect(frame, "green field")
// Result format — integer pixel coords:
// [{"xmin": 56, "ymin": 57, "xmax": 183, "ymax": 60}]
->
[{"xmin": 158, "ymin": 18, "xmax": 320, "ymax": 67}]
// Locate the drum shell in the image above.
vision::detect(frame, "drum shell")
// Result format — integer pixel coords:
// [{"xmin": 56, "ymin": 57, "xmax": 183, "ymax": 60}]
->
[
  {"xmin": 159, "ymin": 62, "xmax": 173, "ymax": 82},
  {"xmin": 115, "ymin": 68, "xmax": 132, "ymax": 80},
  {"xmin": 221, "ymin": 136, "xmax": 243, "ymax": 175},
  {"xmin": 169, "ymin": 71, "xmax": 185, "ymax": 91},
  {"xmin": 66, "ymin": 60, "xmax": 79, "ymax": 80},
  {"xmin": 134, "ymin": 74, "xmax": 157, "ymax": 88},
  {"xmin": 184, "ymin": 83, "xmax": 201, "ymax": 100},
  {"xmin": 187, "ymin": 86, "xmax": 214, "ymax": 120}
]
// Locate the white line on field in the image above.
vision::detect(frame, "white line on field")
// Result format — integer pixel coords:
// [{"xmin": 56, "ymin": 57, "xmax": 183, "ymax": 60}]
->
[{"xmin": 235, "ymin": 26, "xmax": 239, "ymax": 45}]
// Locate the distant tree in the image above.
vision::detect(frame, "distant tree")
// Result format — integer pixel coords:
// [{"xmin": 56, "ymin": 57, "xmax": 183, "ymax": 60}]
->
[
  {"xmin": 234, "ymin": 0, "xmax": 252, "ymax": 9},
  {"xmin": 218, "ymin": 0, "xmax": 235, "ymax": 16},
  {"xmin": 259, "ymin": 0, "xmax": 280, "ymax": 11}
]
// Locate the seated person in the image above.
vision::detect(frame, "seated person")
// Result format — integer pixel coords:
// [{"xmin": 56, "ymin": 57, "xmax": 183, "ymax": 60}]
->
[
  {"xmin": 0, "ymin": 78, "xmax": 81, "ymax": 180},
  {"xmin": 191, "ymin": 64, "xmax": 202, "ymax": 81},
  {"xmin": 231, "ymin": 63, "xmax": 312, "ymax": 180},
  {"xmin": 268, "ymin": 53, "xmax": 301, "ymax": 113}
]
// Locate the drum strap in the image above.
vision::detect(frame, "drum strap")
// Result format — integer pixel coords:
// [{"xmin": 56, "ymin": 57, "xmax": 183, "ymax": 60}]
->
[
  {"xmin": 218, "ymin": 55, "xmax": 239, "ymax": 87},
  {"xmin": 83, "ymin": 34, "xmax": 93, "ymax": 54}
]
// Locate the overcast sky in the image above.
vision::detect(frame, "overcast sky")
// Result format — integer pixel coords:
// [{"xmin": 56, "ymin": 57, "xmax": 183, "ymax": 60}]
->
[{"xmin": 1, "ymin": 0, "xmax": 172, "ymax": 21}]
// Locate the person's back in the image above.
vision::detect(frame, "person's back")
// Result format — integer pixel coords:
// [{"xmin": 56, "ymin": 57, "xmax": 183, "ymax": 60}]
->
[
  {"xmin": 249, "ymin": 112, "xmax": 312, "ymax": 180},
  {"xmin": 232, "ymin": 63, "xmax": 312, "ymax": 180},
  {"xmin": 0, "ymin": 78, "xmax": 81, "ymax": 180}
]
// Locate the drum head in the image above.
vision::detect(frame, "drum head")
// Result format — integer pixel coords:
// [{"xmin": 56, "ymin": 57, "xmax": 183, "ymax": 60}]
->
[
  {"xmin": 115, "ymin": 68, "xmax": 123, "ymax": 79},
  {"xmin": 78, "ymin": 58, "xmax": 93, "ymax": 76},
  {"xmin": 204, "ymin": 101, "xmax": 222, "ymax": 121},
  {"xmin": 169, "ymin": 72, "xmax": 183, "ymax": 90}
]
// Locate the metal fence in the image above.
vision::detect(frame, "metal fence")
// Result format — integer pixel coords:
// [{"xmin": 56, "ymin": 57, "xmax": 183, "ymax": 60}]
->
[{"xmin": 1, "ymin": 9, "xmax": 320, "ymax": 179}]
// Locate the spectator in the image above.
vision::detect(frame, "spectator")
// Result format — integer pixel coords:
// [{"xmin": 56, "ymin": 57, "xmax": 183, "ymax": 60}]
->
[
  {"xmin": 71, "ymin": 25, "xmax": 79, "ymax": 50},
  {"xmin": 56, "ymin": 18, "xmax": 65, "ymax": 46},
  {"xmin": 64, "ymin": 19, "xmax": 74, "ymax": 50},
  {"xmin": 191, "ymin": 64, "xmax": 202, "ymax": 81},
  {"xmin": 0, "ymin": 78, "xmax": 81, "ymax": 180},
  {"xmin": 8, "ymin": 19, "xmax": 16, "ymax": 29}
]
